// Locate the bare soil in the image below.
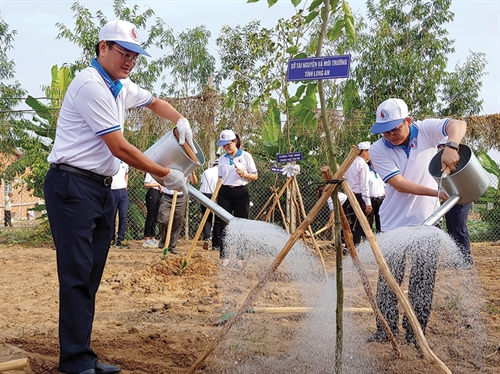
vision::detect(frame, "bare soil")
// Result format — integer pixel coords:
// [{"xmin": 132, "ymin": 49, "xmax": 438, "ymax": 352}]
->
[{"xmin": 0, "ymin": 239, "xmax": 499, "ymax": 373}]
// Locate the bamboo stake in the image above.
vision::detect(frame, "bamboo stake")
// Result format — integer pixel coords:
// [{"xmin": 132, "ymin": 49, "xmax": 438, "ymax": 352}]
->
[
  {"xmin": 320, "ymin": 166, "xmax": 400, "ymax": 358},
  {"xmin": 292, "ymin": 176, "xmax": 328, "ymax": 278},
  {"xmin": 254, "ymin": 187, "xmax": 277, "ymax": 220},
  {"xmin": 0, "ymin": 358, "xmax": 28, "ymax": 372},
  {"xmin": 178, "ymin": 179, "xmax": 222, "ymax": 275},
  {"xmin": 185, "ymin": 146, "xmax": 360, "ymax": 374},
  {"xmin": 263, "ymin": 177, "xmax": 294, "ymax": 222},
  {"xmin": 340, "ymin": 179, "xmax": 451, "ymax": 374},
  {"xmin": 162, "ymin": 191, "xmax": 178, "ymax": 256}
]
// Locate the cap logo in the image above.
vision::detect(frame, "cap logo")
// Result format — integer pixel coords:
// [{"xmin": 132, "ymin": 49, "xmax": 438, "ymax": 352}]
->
[
  {"xmin": 380, "ymin": 109, "xmax": 389, "ymax": 120},
  {"xmin": 131, "ymin": 27, "xmax": 139, "ymax": 42}
]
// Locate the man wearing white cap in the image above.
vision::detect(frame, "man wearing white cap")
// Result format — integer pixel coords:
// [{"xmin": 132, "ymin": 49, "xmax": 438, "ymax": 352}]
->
[
  {"xmin": 44, "ymin": 20, "xmax": 195, "ymax": 374},
  {"xmin": 367, "ymin": 98, "xmax": 466, "ymax": 346},
  {"xmin": 343, "ymin": 141, "xmax": 373, "ymax": 245}
]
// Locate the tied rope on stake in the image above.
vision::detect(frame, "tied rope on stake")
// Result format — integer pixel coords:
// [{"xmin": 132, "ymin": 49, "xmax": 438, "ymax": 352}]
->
[{"xmin": 281, "ymin": 163, "xmax": 300, "ymax": 178}]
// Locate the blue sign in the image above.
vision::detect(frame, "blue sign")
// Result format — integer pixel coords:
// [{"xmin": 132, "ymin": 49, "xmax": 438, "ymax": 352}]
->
[
  {"xmin": 270, "ymin": 166, "xmax": 283, "ymax": 173},
  {"xmin": 287, "ymin": 55, "xmax": 351, "ymax": 82},
  {"xmin": 276, "ymin": 152, "xmax": 303, "ymax": 163}
]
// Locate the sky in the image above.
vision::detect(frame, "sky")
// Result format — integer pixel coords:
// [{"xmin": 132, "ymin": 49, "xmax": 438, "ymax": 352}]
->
[{"xmin": 0, "ymin": 0, "xmax": 499, "ymax": 116}]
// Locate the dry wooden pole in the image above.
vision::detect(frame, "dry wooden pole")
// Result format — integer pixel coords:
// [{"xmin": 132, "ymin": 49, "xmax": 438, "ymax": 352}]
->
[
  {"xmin": 179, "ymin": 179, "xmax": 223, "ymax": 275},
  {"xmin": 292, "ymin": 176, "xmax": 328, "ymax": 278},
  {"xmin": 320, "ymin": 167, "xmax": 401, "ymax": 357},
  {"xmin": 340, "ymin": 180, "xmax": 452, "ymax": 374},
  {"xmin": 263, "ymin": 177, "xmax": 294, "ymax": 222},
  {"xmin": 0, "ymin": 358, "xmax": 28, "ymax": 372},
  {"xmin": 186, "ymin": 146, "xmax": 360, "ymax": 374},
  {"xmin": 254, "ymin": 187, "xmax": 277, "ymax": 220},
  {"xmin": 162, "ymin": 191, "xmax": 178, "ymax": 256}
]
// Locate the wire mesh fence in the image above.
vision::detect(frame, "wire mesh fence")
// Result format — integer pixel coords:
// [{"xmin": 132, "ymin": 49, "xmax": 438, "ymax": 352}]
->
[{"xmin": 2, "ymin": 164, "xmax": 500, "ymax": 246}]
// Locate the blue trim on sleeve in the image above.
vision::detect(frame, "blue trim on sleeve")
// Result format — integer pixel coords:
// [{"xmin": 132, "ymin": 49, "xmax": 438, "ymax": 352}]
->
[
  {"xmin": 442, "ymin": 118, "xmax": 450, "ymax": 136},
  {"xmin": 137, "ymin": 97, "xmax": 153, "ymax": 109},
  {"xmin": 383, "ymin": 170, "xmax": 400, "ymax": 183},
  {"xmin": 96, "ymin": 125, "xmax": 121, "ymax": 136}
]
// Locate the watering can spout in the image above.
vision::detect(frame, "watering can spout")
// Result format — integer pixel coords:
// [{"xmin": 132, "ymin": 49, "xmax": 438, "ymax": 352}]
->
[{"xmin": 187, "ymin": 184, "xmax": 235, "ymax": 223}]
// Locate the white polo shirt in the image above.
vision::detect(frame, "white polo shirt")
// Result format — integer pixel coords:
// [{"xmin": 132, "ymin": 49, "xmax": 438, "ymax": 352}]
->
[
  {"xmin": 48, "ymin": 59, "xmax": 152, "ymax": 176},
  {"xmin": 144, "ymin": 173, "xmax": 161, "ymax": 191},
  {"xmin": 217, "ymin": 150, "xmax": 257, "ymax": 187},
  {"xmin": 344, "ymin": 156, "xmax": 371, "ymax": 207},
  {"xmin": 111, "ymin": 161, "xmax": 129, "ymax": 190},
  {"xmin": 368, "ymin": 168, "xmax": 386, "ymax": 198},
  {"xmin": 200, "ymin": 166, "xmax": 219, "ymax": 194},
  {"xmin": 369, "ymin": 118, "xmax": 449, "ymax": 231}
]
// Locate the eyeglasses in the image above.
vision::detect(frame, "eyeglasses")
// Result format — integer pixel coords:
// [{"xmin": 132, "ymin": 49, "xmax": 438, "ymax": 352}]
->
[
  {"xmin": 107, "ymin": 43, "xmax": 139, "ymax": 63},
  {"xmin": 382, "ymin": 120, "xmax": 407, "ymax": 137}
]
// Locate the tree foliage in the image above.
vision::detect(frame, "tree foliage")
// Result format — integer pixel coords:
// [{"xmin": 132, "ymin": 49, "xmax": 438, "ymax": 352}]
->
[{"xmin": 353, "ymin": 0, "xmax": 455, "ymax": 119}]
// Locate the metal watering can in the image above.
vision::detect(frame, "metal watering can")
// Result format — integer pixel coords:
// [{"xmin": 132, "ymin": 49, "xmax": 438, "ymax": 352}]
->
[
  {"xmin": 422, "ymin": 144, "xmax": 489, "ymax": 226},
  {"xmin": 143, "ymin": 128, "xmax": 236, "ymax": 223}
]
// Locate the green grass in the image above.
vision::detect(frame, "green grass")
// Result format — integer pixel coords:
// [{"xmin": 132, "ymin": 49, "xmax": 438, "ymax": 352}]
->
[{"xmin": 0, "ymin": 223, "xmax": 53, "ymax": 247}]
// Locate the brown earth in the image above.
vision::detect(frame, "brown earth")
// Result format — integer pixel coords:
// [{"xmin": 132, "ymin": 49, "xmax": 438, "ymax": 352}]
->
[{"xmin": 0, "ymin": 239, "xmax": 499, "ymax": 373}]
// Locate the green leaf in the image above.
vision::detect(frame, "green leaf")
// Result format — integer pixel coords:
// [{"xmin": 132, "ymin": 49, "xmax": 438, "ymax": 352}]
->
[
  {"xmin": 308, "ymin": 0, "xmax": 323, "ymax": 11},
  {"xmin": 291, "ymin": 0, "xmax": 302, "ymax": 7},
  {"xmin": 247, "ymin": 0, "xmax": 260, "ymax": 3},
  {"xmin": 305, "ymin": 11, "xmax": 319, "ymax": 24},
  {"xmin": 267, "ymin": 0, "xmax": 278, "ymax": 6},
  {"xmin": 327, "ymin": 19, "xmax": 345, "ymax": 41},
  {"xmin": 286, "ymin": 46, "xmax": 299, "ymax": 54}
]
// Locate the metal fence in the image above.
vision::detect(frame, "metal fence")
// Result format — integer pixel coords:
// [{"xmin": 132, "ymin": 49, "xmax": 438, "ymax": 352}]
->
[{"xmin": 3, "ymin": 162, "xmax": 499, "ymax": 246}]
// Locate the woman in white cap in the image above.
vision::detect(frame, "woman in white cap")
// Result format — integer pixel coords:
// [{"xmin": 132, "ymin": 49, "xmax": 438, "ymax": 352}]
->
[{"xmin": 214, "ymin": 130, "xmax": 258, "ymax": 267}]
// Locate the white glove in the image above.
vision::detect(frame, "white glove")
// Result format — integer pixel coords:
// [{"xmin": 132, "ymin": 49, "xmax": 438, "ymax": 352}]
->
[
  {"xmin": 161, "ymin": 169, "xmax": 188, "ymax": 196},
  {"xmin": 281, "ymin": 163, "xmax": 301, "ymax": 178},
  {"xmin": 176, "ymin": 118, "xmax": 197, "ymax": 154}
]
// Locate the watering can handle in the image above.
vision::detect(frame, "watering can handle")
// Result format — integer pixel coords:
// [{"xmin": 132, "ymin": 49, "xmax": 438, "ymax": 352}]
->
[
  {"xmin": 173, "ymin": 127, "xmax": 198, "ymax": 163},
  {"xmin": 441, "ymin": 166, "xmax": 451, "ymax": 178}
]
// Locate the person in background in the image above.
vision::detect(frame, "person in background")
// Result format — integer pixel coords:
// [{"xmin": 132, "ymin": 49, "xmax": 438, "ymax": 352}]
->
[
  {"xmin": 343, "ymin": 141, "xmax": 373, "ymax": 245},
  {"xmin": 142, "ymin": 172, "xmax": 163, "ymax": 248},
  {"xmin": 214, "ymin": 130, "xmax": 258, "ymax": 267},
  {"xmin": 316, "ymin": 184, "xmax": 348, "ymax": 253},
  {"xmin": 157, "ymin": 173, "xmax": 198, "ymax": 254},
  {"xmin": 111, "ymin": 161, "xmax": 129, "ymax": 248},
  {"xmin": 367, "ymin": 98, "xmax": 466, "ymax": 347},
  {"xmin": 437, "ymin": 138, "xmax": 473, "ymax": 266},
  {"xmin": 43, "ymin": 20, "xmax": 193, "ymax": 374},
  {"xmin": 199, "ymin": 160, "xmax": 219, "ymax": 250},
  {"xmin": 4, "ymin": 192, "xmax": 13, "ymax": 227},
  {"xmin": 367, "ymin": 159, "xmax": 386, "ymax": 233}
]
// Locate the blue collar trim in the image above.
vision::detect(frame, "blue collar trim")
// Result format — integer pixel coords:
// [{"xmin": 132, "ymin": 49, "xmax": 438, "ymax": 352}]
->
[
  {"xmin": 224, "ymin": 149, "xmax": 242, "ymax": 165},
  {"xmin": 90, "ymin": 58, "xmax": 123, "ymax": 99},
  {"xmin": 383, "ymin": 124, "xmax": 419, "ymax": 157}
]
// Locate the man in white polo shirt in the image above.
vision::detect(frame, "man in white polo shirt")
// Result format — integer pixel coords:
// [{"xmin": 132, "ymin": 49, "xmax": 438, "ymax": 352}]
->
[
  {"xmin": 44, "ymin": 20, "xmax": 194, "ymax": 374},
  {"xmin": 367, "ymin": 98, "xmax": 466, "ymax": 347},
  {"xmin": 344, "ymin": 141, "xmax": 372, "ymax": 245}
]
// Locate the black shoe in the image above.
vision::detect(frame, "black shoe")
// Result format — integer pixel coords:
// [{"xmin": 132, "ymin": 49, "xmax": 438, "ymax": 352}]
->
[
  {"xmin": 367, "ymin": 330, "xmax": 389, "ymax": 343},
  {"xmin": 158, "ymin": 241, "xmax": 165, "ymax": 249},
  {"xmin": 167, "ymin": 247, "xmax": 179, "ymax": 254},
  {"xmin": 95, "ymin": 362, "xmax": 120, "ymax": 374},
  {"xmin": 77, "ymin": 370, "xmax": 96, "ymax": 374},
  {"xmin": 115, "ymin": 241, "xmax": 129, "ymax": 248}
]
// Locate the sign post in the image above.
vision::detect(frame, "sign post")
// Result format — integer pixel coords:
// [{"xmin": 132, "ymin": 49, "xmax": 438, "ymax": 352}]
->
[{"xmin": 287, "ymin": 55, "xmax": 351, "ymax": 82}]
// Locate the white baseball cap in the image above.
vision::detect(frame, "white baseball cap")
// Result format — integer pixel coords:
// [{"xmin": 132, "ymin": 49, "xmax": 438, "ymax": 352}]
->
[
  {"xmin": 371, "ymin": 98, "xmax": 408, "ymax": 134},
  {"xmin": 217, "ymin": 130, "xmax": 237, "ymax": 146},
  {"xmin": 358, "ymin": 141, "xmax": 371, "ymax": 150},
  {"xmin": 99, "ymin": 20, "xmax": 151, "ymax": 57}
]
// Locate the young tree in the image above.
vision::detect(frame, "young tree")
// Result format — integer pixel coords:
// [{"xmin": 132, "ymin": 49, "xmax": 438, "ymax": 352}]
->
[
  {"xmin": 0, "ymin": 15, "xmax": 26, "ymax": 162},
  {"xmin": 353, "ymin": 0, "xmax": 455, "ymax": 118},
  {"xmin": 438, "ymin": 51, "xmax": 487, "ymax": 117}
]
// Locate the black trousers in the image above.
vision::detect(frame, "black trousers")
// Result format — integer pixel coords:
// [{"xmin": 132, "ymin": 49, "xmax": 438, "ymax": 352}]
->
[
  {"xmin": 445, "ymin": 203, "xmax": 472, "ymax": 264},
  {"xmin": 144, "ymin": 188, "xmax": 161, "ymax": 238},
  {"xmin": 4, "ymin": 210, "xmax": 12, "ymax": 226},
  {"xmin": 342, "ymin": 193, "xmax": 367, "ymax": 245},
  {"xmin": 368, "ymin": 196, "xmax": 385, "ymax": 233},
  {"xmin": 200, "ymin": 192, "xmax": 214, "ymax": 241},
  {"xmin": 214, "ymin": 185, "xmax": 250, "ymax": 259},
  {"xmin": 375, "ymin": 244, "xmax": 439, "ymax": 337},
  {"xmin": 44, "ymin": 167, "xmax": 114, "ymax": 374}
]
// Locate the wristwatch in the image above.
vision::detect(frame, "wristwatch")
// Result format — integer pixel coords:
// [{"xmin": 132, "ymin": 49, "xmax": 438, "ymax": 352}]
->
[{"xmin": 444, "ymin": 141, "xmax": 459, "ymax": 151}]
